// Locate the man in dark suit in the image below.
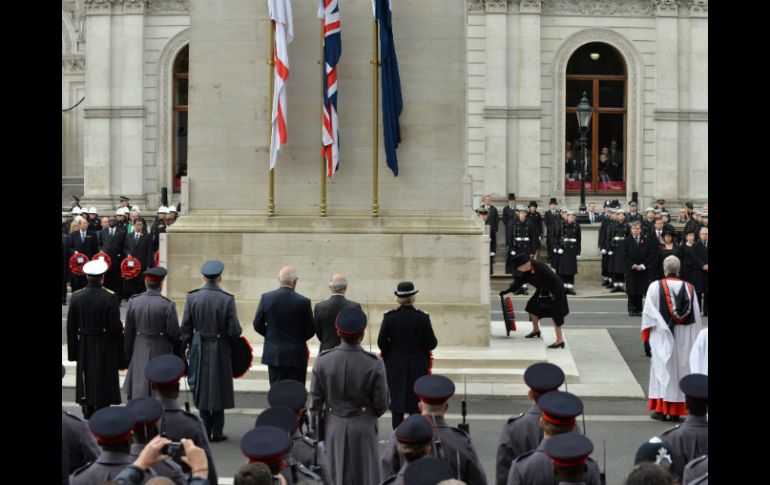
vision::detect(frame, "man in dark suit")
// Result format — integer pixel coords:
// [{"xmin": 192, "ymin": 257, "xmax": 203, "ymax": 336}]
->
[
  {"xmin": 123, "ymin": 218, "xmax": 154, "ymax": 299},
  {"xmin": 501, "ymin": 193, "xmax": 517, "ymax": 250},
  {"xmin": 314, "ymin": 274, "xmax": 362, "ymax": 351},
  {"xmin": 623, "ymin": 221, "xmax": 654, "ymax": 316},
  {"xmin": 254, "ymin": 265, "xmax": 315, "ymax": 384},
  {"xmin": 693, "ymin": 227, "xmax": 708, "ymax": 316},
  {"xmin": 98, "ymin": 216, "xmax": 126, "ymax": 297},
  {"xmin": 543, "ymin": 198, "xmax": 560, "ymax": 263},
  {"xmin": 68, "ymin": 217, "xmax": 99, "ymax": 292}
]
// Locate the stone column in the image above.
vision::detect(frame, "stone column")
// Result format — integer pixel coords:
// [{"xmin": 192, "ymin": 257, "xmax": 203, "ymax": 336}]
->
[
  {"xmin": 652, "ymin": 0, "xmax": 680, "ymax": 201},
  {"xmin": 483, "ymin": 1, "xmax": 509, "ymax": 198},
  {"xmin": 513, "ymin": 0, "xmax": 542, "ymax": 200},
  {"xmin": 687, "ymin": 0, "xmax": 708, "ymax": 200},
  {"xmin": 82, "ymin": 0, "xmax": 145, "ymax": 204}
]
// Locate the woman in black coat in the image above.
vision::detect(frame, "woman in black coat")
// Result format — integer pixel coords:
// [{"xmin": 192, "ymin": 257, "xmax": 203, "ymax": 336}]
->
[
  {"xmin": 501, "ymin": 253, "xmax": 569, "ymax": 348},
  {"xmin": 652, "ymin": 226, "xmax": 680, "ymax": 280},
  {"xmin": 377, "ymin": 282, "xmax": 438, "ymax": 430}
]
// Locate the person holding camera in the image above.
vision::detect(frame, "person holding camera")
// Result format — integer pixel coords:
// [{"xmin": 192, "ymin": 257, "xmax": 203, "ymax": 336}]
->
[
  {"xmin": 500, "ymin": 253, "xmax": 569, "ymax": 348},
  {"xmin": 126, "ymin": 397, "xmax": 186, "ymax": 485},
  {"xmin": 113, "ymin": 435, "xmax": 210, "ymax": 485}
]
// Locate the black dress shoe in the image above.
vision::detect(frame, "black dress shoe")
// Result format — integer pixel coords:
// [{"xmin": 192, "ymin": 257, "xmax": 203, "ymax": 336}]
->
[
  {"xmin": 668, "ymin": 415, "xmax": 681, "ymax": 423},
  {"xmin": 522, "ymin": 289, "xmax": 529, "ymax": 295},
  {"xmin": 547, "ymin": 341, "xmax": 565, "ymax": 349},
  {"xmin": 636, "ymin": 312, "xmax": 643, "ymax": 316},
  {"xmin": 650, "ymin": 411, "xmax": 667, "ymax": 421},
  {"xmin": 211, "ymin": 435, "xmax": 228, "ymax": 442},
  {"xmin": 524, "ymin": 331, "xmax": 541, "ymax": 338},
  {"xmin": 566, "ymin": 288, "xmax": 577, "ymax": 295},
  {"xmin": 628, "ymin": 311, "xmax": 636, "ymax": 317},
  {"xmin": 610, "ymin": 287, "xmax": 623, "ymax": 293}
]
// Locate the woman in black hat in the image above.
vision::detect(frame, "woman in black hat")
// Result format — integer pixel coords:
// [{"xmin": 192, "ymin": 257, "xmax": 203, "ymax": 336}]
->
[
  {"xmin": 500, "ymin": 254, "xmax": 569, "ymax": 348},
  {"xmin": 652, "ymin": 226, "xmax": 680, "ymax": 281},
  {"xmin": 377, "ymin": 282, "xmax": 438, "ymax": 429}
]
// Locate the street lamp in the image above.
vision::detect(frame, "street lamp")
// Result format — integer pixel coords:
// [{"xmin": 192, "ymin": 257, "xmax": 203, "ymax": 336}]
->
[{"xmin": 575, "ymin": 92, "xmax": 593, "ymax": 224}]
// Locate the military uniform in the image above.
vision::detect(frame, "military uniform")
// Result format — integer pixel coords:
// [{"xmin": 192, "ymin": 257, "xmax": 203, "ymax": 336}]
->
[
  {"xmin": 241, "ymin": 426, "xmax": 322, "ymax": 485},
  {"xmin": 67, "ymin": 259, "xmax": 125, "ymax": 417},
  {"xmin": 683, "ymin": 455, "xmax": 708, "ymax": 485},
  {"xmin": 312, "ymin": 307, "xmax": 390, "ymax": 485},
  {"xmin": 62, "ymin": 409, "xmax": 101, "ymax": 475},
  {"xmin": 556, "ymin": 220, "xmax": 581, "ymax": 294},
  {"xmin": 129, "ymin": 443, "xmax": 186, "ymax": 485},
  {"xmin": 496, "ymin": 363, "xmax": 565, "ymax": 485},
  {"xmin": 507, "ymin": 212, "xmax": 535, "ymax": 276},
  {"xmin": 543, "ymin": 200, "xmax": 561, "ymax": 263},
  {"xmin": 606, "ymin": 214, "xmax": 630, "ymax": 292},
  {"xmin": 659, "ymin": 415, "xmax": 709, "ymax": 481},
  {"xmin": 123, "ymin": 268, "xmax": 181, "ymax": 399},
  {"xmin": 378, "ymin": 285, "xmax": 437, "ymax": 423},
  {"xmin": 381, "ymin": 464, "xmax": 407, "ymax": 485},
  {"xmin": 70, "ymin": 407, "xmax": 155, "ymax": 485},
  {"xmin": 502, "ymin": 194, "xmax": 518, "ymax": 249},
  {"xmin": 597, "ymin": 203, "xmax": 612, "ymax": 287},
  {"xmin": 526, "ymin": 202, "xmax": 543, "ymax": 251},
  {"xmin": 543, "ymin": 433, "xmax": 598, "ymax": 485},
  {"xmin": 548, "ymin": 214, "xmax": 565, "ymax": 270},
  {"xmin": 255, "ymin": 406, "xmax": 323, "ymax": 485},
  {"xmin": 181, "ymin": 260, "xmax": 242, "ymax": 441}
]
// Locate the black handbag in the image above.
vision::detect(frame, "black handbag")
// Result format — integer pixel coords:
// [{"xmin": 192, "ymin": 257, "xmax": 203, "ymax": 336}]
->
[{"xmin": 537, "ymin": 289, "xmax": 557, "ymax": 310}]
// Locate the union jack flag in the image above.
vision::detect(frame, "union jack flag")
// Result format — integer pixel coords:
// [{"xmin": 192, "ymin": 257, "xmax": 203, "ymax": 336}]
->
[{"xmin": 319, "ymin": 0, "xmax": 341, "ymax": 177}]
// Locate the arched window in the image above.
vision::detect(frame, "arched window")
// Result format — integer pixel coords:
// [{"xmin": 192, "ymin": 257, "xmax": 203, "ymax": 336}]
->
[
  {"xmin": 565, "ymin": 42, "xmax": 627, "ymax": 194},
  {"xmin": 172, "ymin": 45, "xmax": 189, "ymax": 192}
]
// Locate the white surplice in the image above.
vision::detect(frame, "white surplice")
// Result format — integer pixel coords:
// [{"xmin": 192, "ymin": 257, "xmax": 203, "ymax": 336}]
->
[
  {"xmin": 641, "ymin": 279, "xmax": 703, "ymax": 403},
  {"xmin": 689, "ymin": 328, "xmax": 708, "ymax": 375}
]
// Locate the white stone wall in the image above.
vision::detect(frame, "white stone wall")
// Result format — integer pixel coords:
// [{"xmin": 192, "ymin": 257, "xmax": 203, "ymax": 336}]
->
[{"xmin": 62, "ymin": 9, "xmax": 85, "ymax": 185}]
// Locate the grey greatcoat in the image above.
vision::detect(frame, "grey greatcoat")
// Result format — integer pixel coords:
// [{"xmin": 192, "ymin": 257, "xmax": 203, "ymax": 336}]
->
[
  {"xmin": 310, "ymin": 341, "xmax": 390, "ymax": 485},
  {"xmin": 506, "ymin": 440, "xmax": 601, "ymax": 485},
  {"xmin": 381, "ymin": 415, "xmax": 487, "ymax": 484},
  {"xmin": 70, "ymin": 451, "xmax": 154, "ymax": 485},
  {"xmin": 122, "ymin": 289, "xmax": 181, "ymax": 399},
  {"xmin": 683, "ymin": 455, "xmax": 708, "ymax": 485},
  {"xmin": 660, "ymin": 415, "xmax": 708, "ymax": 482},
  {"xmin": 129, "ymin": 443, "xmax": 186, "ymax": 485},
  {"xmin": 495, "ymin": 404, "xmax": 544, "ymax": 485},
  {"xmin": 67, "ymin": 283, "xmax": 126, "ymax": 408},
  {"xmin": 158, "ymin": 397, "xmax": 219, "ymax": 485},
  {"xmin": 181, "ymin": 281, "xmax": 242, "ymax": 411},
  {"xmin": 62, "ymin": 410, "xmax": 101, "ymax": 475}
]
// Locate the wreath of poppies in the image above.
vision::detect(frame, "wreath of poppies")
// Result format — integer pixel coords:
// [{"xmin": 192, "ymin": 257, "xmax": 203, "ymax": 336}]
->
[
  {"xmin": 121, "ymin": 255, "xmax": 142, "ymax": 279},
  {"xmin": 92, "ymin": 251, "xmax": 112, "ymax": 269},
  {"xmin": 68, "ymin": 253, "xmax": 88, "ymax": 276}
]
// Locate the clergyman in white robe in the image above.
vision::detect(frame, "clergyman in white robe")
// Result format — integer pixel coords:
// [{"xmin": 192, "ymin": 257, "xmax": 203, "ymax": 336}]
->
[{"xmin": 641, "ymin": 278, "xmax": 702, "ymax": 416}]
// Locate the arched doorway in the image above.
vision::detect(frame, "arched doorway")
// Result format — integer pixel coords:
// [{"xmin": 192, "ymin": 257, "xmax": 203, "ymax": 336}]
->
[
  {"xmin": 564, "ymin": 42, "xmax": 627, "ymax": 195},
  {"xmin": 172, "ymin": 45, "xmax": 189, "ymax": 193}
]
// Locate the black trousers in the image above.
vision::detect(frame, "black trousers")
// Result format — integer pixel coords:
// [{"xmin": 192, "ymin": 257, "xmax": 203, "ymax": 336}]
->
[
  {"xmin": 560, "ymin": 274, "xmax": 575, "ymax": 284},
  {"xmin": 62, "ymin": 269, "xmax": 68, "ymax": 304},
  {"xmin": 199, "ymin": 410, "xmax": 225, "ymax": 439},
  {"xmin": 268, "ymin": 366, "xmax": 307, "ymax": 386},
  {"xmin": 627, "ymin": 294, "xmax": 643, "ymax": 313},
  {"xmin": 392, "ymin": 412, "xmax": 405, "ymax": 430},
  {"xmin": 702, "ymin": 292, "xmax": 708, "ymax": 315},
  {"xmin": 613, "ymin": 273, "xmax": 625, "ymax": 283}
]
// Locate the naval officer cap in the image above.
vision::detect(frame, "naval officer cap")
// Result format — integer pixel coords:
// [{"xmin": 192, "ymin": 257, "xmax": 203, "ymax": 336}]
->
[
  {"xmin": 567, "ymin": 210, "xmax": 576, "ymax": 216},
  {"xmin": 255, "ymin": 406, "xmax": 299, "ymax": 435},
  {"xmin": 83, "ymin": 259, "xmax": 109, "ymax": 276},
  {"xmin": 267, "ymin": 379, "xmax": 308, "ymax": 411},
  {"xmin": 125, "ymin": 397, "xmax": 163, "ymax": 427},
  {"xmin": 538, "ymin": 391, "xmax": 584, "ymax": 425},
  {"xmin": 544, "ymin": 433, "xmax": 594, "ymax": 468},
  {"xmin": 395, "ymin": 415, "xmax": 434, "ymax": 444},
  {"xmin": 335, "ymin": 307, "xmax": 368, "ymax": 336},
  {"xmin": 515, "ymin": 205, "xmax": 528, "ymax": 212},
  {"xmin": 70, "ymin": 195, "xmax": 80, "ymax": 202},
  {"xmin": 88, "ymin": 207, "xmax": 98, "ymax": 214},
  {"xmin": 88, "ymin": 406, "xmax": 136, "ymax": 444},
  {"xmin": 143, "ymin": 266, "xmax": 168, "ymax": 281},
  {"xmin": 395, "ymin": 281, "xmax": 419, "ymax": 297},
  {"xmin": 120, "ymin": 195, "xmax": 130, "ymax": 202},
  {"xmin": 680, "ymin": 373, "xmax": 708, "ymax": 401},
  {"xmin": 201, "ymin": 260, "xmax": 224, "ymax": 278},
  {"xmin": 145, "ymin": 354, "xmax": 186, "ymax": 387},
  {"xmin": 71, "ymin": 207, "xmax": 82, "ymax": 215},
  {"xmin": 403, "ymin": 457, "xmax": 454, "ymax": 485},
  {"xmin": 656, "ymin": 199, "xmax": 666, "ymax": 204},
  {"xmin": 646, "ymin": 207, "xmax": 655, "ymax": 213},
  {"xmin": 524, "ymin": 362, "xmax": 565, "ymax": 394},
  {"xmin": 414, "ymin": 374, "xmax": 455, "ymax": 405},
  {"xmin": 240, "ymin": 426, "xmax": 291, "ymax": 465}
]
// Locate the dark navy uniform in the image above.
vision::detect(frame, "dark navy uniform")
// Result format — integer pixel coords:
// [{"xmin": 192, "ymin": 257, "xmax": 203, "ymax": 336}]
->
[
  {"xmin": 502, "ymin": 194, "xmax": 518, "ymax": 249},
  {"xmin": 607, "ymin": 212, "xmax": 630, "ymax": 291},
  {"xmin": 659, "ymin": 374, "xmax": 708, "ymax": 481},
  {"xmin": 70, "ymin": 407, "xmax": 155, "ymax": 485},
  {"xmin": 67, "ymin": 259, "xmax": 125, "ymax": 418},
  {"xmin": 496, "ymin": 363, "xmax": 565, "ymax": 485},
  {"xmin": 507, "ymin": 210, "xmax": 535, "ymax": 277},
  {"xmin": 543, "ymin": 199, "xmax": 560, "ymax": 263},
  {"xmin": 146, "ymin": 354, "xmax": 219, "ymax": 485},
  {"xmin": 181, "ymin": 260, "xmax": 242, "ymax": 441},
  {"xmin": 597, "ymin": 202, "xmax": 612, "ymax": 286},
  {"xmin": 556, "ymin": 219, "xmax": 581, "ymax": 293},
  {"xmin": 312, "ymin": 308, "xmax": 390, "ymax": 485},
  {"xmin": 378, "ymin": 283, "xmax": 438, "ymax": 422}
]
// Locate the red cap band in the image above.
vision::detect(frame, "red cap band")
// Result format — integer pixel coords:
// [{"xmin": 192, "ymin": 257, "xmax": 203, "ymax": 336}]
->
[
  {"xmin": 542, "ymin": 410, "xmax": 576, "ymax": 426},
  {"xmin": 551, "ymin": 456, "xmax": 588, "ymax": 467},
  {"xmin": 93, "ymin": 430, "xmax": 134, "ymax": 445}
]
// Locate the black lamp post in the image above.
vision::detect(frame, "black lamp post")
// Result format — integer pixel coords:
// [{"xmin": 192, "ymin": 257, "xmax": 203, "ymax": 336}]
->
[{"xmin": 575, "ymin": 92, "xmax": 593, "ymax": 224}]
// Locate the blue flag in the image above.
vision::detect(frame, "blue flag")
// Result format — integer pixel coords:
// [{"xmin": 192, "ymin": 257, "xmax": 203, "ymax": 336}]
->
[{"xmin": 375, "ymin": 0, "xmax": 403, "ymax": 176}]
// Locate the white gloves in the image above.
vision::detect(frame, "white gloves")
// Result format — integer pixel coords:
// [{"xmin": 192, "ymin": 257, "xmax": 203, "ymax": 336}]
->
[
  {"xmin": 510, "ymin": 251, "xmax": 516, "ymax": 256},
  {"xmin": 558, "ymin": 249, "xmax": 564, "ymax": 254},
  {"xmin": 576, "ymin": 255, "xmax": 581, "ymax": 259},
  {"xmin": 553, "ymin": 248, "xmax": 558, "ymax": 254},
  {"xmin": 608, "ymin": 251, "xmax": 614, "ymax": 256},
  {"xmin": 490, "ymin": 252, "xmax": 496, "ymax": 257}
]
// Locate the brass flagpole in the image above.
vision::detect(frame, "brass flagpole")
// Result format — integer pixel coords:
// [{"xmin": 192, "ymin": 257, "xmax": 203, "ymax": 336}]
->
[
  {"xmin": 371, "ymin": 18, "xmax": 380, "ymax": 217},
  {"xmin": 320, "ymin": 18, "xmax": 327, "ymax": 217},
  {"xmin": 268, "ymin": 19, "xmax": 276, "ymax": 217}
]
